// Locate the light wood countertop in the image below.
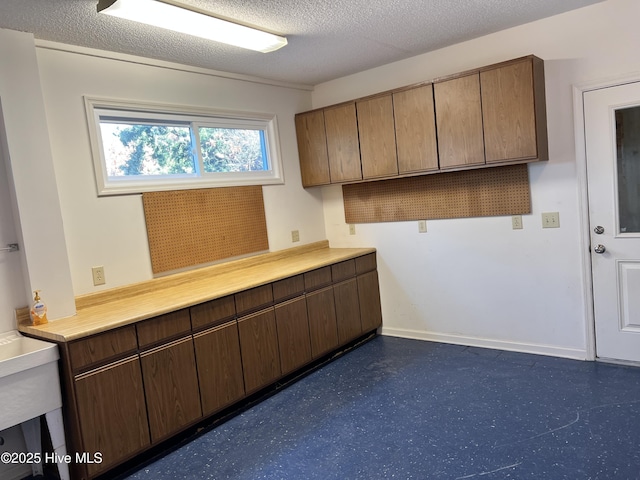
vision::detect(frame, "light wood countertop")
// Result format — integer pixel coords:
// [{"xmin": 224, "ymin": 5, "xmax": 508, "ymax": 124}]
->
[{"xmin": 18, "ymin": 241, "xmax": 375, "ymax": 343}]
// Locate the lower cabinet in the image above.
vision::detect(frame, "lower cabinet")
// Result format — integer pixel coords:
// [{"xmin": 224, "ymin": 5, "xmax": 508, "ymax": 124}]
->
[
  {"xmin": 63, "ymin": 252, "xmax": 381, "ymax": 479},
  {"xmin": 358, "ymin": 270, "xmax": 383, "ymax": 332},
  {"xmin": 74, "ymin": 356, "xmax": 150, "ymax": 478},
  {"xmin": 139, "ymin": 337, "xmax": 202, "ymax": 443},
  {"xmin": 237, "ymin": 308, "xmax": 282, "ymax": 394},
  {"xmin": 334, "ymin": 278, "xmax": 363, "ymax": 344},
  {"xmin": 274, "ymin": 295, "xmax": 313, "ymax": 375},
  {"xmin": 193, "ymin": 321, "xmax": 245, "ymax": 416},
  {"xmin": 306, "ymin": 285, "xmax": 339, "ymax": 359}
]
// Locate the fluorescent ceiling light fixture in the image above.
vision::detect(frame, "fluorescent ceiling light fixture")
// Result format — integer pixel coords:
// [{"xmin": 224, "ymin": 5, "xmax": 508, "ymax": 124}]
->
[{"xmin": 97, "ymin": 0, "xmax": 288, "ymax": 53}]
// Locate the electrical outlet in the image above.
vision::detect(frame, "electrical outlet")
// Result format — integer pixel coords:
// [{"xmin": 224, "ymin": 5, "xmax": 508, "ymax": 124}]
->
[
  {"xmin": 349, "ymin": 224, "xmax": 356, "ymax": 235},
  {"xmin": 542, "ymin": 212, "xmax": 560, "ymax": 228},
  {"xmin": 512, "ymin": 215, "xmax": 523, "ymax": 230},
  {"xmin": 92, "ymin": 266, "xmax": 106, "ymax": 286},
  {"xmin": 291, "ymin": 230, "xmax": 300, "ymax": 242},
  {"xmin": 418, "ymin": 220, "xmax": 427, "ymax": 233}
]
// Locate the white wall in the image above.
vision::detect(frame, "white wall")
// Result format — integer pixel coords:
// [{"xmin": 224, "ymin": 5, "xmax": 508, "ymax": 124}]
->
[
  {"xmin": 33, "ymin": 46, "xmax": 324, "ymax": 295},
  {"xmin": 0, "ymin": 29, "xmax": 75, "ymax": 321},
  {"xmin": 313, "ymin": 0, "xmax": 640, "ymax": 359},
  {"xmin": 0, "ymin": 120, "xmax": 25, "ymax": 332}
]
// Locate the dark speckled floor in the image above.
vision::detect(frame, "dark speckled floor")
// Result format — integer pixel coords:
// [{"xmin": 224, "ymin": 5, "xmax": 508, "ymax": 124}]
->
[{"xmin": 122, "ymin": 337, "xmax": 640, "ymax": 479}]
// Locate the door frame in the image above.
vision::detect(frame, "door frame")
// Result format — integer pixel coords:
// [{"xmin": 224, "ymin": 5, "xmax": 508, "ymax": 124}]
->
[{"xmin": 573, "ymin": 72, "xmax": 640, "ymax": 361}]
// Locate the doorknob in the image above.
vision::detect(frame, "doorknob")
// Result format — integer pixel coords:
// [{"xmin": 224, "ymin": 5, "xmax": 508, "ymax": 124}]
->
[
  {"xmin": 594, "ymin": 244, "xmax": 606, "ymax": 254},
  {"xmin": 594, "ymin": 226, "xmax": 604, "ymax": 234}
]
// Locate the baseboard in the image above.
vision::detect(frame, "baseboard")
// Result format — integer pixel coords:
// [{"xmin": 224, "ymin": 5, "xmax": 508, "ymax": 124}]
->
[{"xmin": 380, "ymin": 327, "xmax": 588, "ymax": 360}]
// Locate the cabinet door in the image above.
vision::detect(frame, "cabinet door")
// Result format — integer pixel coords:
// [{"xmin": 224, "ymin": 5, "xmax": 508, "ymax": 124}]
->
[
  {"xmin": 237, "ymin": 308, "xmax": 281, "ymax": 394},
  {"xmin": 74, "ymin": 356, "xmax": 150, "ymax": 477},
  {"xmin": 324, "ymin": 103, "xmax": 362, "ymax": 183},
  {"xmin": 140, "ymin": 337, "xmax": 202, "ymax": 443},
  {"xmin": 295, "ymin": 110, "xmax": 331, "ymax": 187},
  {"xmin": 334, "ymin": 278, "xmax": 362, "ymax": 344},
  {"xmin": 434, "ymin": 74, "xmax": 485, "ymax": 169},
  {"xmin": 357, "ymin": 270, "xmax": 383, "ymax": 333},
  {"xmin": 357, "ymin": 94, "xmax": 398, "ymax": 179},
  {"xmin": 274, "ymin": 296, "xmax": 312, "ymax": 375},
  {"xmin": 194, "ymin": 321, "xmax": 245, "ymax": 416},
  {"xmin": 305, "ymin": 286, "xmax": 339, "ymax": 359},
  {"xmin": 393, "ymin": 85, "xmax": 439, "ymax": 174},
  {"xmin": 481, "ymin": 58, "xmax": 538, "ymax": 163}
]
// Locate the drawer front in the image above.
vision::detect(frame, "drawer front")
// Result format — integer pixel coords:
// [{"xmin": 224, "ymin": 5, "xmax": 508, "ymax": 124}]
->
[
  {"xmin": 273, "ymin": 274, "xmax": 305, "ymax": 302},
  {"xmin": 331, "ymin": 259, "xmax": 356, "ymax": 283},
  {"xmin": 137, "ymin": 309, "xmax": 192, "ymax": 349},
  {"xmin": 304, "ymin": 266, "xmax": 332, "ymax": 292},
  {"xmin": 190, "ymin": 295, "xmax": 236, "ymax": 331},
  {"xmin": 69, "ymin": 325, "xmax": 138, "ymax": 372},
  {"xmin": 355, "ymin": 253, "xmax": 377, "ymax": 275},
  {"xmin": 235, "ymin": 284, "xmax": 274, "ymax": 316}
]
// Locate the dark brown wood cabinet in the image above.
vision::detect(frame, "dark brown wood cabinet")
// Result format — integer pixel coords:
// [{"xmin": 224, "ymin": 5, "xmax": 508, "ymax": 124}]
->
[
  {"xmin": 334, "ymin": 278, "xmax": 362, "ymax": 344},
  {"xmin": 357, "ymin": 270, "xmax": 383, "ymax": 333},
  {"xmin": 306, "ymin": 285, "xmax": 339, "ymax": 359},
  {"xmin": 357, "ymin": 94, "xmax": 398, "ymax": 179},
  {"xmin": 193, "ymin": 321, "xmax": 245, "ymax": 416},
  {"xmin": 237, "ymin": 307, "xmax": 282, "ymax": 394},
  {"xmin": 139, "ymin": 337, "xmax": 202, "ymax": 443},
  {"xmin": 274, "ymin": 296, "xmax": 313, "ymax": 375},
  {"xmin": 51, "ymin": 250, "xmax": 381, "ymax": 479},
  {"xmin": 434, "ymin": 73, "xmax": 485, "ymax": 169},
  {"xmin": 74, "ymin": 356, "xmax": 150, "ymax": 477}
]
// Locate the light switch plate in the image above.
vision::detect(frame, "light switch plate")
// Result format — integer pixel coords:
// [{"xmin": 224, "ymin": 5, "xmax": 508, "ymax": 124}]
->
[{"xmin": 418, "ymin": 220, "xmax": 427, "ymax": 233}]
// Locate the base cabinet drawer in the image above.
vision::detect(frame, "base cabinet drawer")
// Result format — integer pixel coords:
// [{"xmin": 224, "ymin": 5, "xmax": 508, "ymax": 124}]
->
[
  {"xmin": 74, "ymin": 356, "xmax": 150, "ymax": 478},
  {"xmin": 140, "ymin": 337, "xmax": 202, "ymax": 443},
  {"xmin": 194, "ymin": 322, "xmax": 246, "ymax": 416},
  {"xmin": 238, "ymin": 308, "xmax": 281, "ymax": 394}
]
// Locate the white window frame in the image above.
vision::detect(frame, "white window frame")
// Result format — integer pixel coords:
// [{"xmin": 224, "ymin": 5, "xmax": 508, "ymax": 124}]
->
[{"xmin": 84, "ymin": 96, "xmax": 284, "ymax": 196}]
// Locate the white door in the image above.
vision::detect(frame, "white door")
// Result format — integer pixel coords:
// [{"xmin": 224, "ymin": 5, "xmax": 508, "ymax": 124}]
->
[{"xmin": 585, "ymin": 82, "xmax": 640, "ymax": 363}]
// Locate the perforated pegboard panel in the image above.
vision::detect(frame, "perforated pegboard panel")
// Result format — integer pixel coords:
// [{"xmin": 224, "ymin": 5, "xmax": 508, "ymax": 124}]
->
[
  {"xmin": 343, "ymin": 164, "xmax": 531, "ymax": 223},
  {"xmin": 143, "ymin": 186, "xmax": 269, "ymax": 274}
]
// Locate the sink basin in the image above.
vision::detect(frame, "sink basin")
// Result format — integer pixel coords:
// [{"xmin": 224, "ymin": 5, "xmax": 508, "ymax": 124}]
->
[{"xmin": 0, "ymin": 330, "xmax": 61, "ymax": 431}]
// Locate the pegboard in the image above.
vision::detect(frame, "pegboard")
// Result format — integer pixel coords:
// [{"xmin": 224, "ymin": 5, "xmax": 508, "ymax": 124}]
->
[
  {"xmin": 143, "ymin": 186, "xmax": 269, "ymax": 274},
  {"xmin": 343, "ymin": 164, "xmax": 531, "ymax": 223}
]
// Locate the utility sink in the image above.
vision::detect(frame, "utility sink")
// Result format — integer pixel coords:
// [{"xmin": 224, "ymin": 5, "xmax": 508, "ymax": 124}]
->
[{"xmin": 0, "ymin": 330, "xmax": 61, "ymax": 431}]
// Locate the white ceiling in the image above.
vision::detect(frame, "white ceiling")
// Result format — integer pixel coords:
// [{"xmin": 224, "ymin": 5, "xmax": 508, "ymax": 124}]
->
[{"xmin": 0, "ymin": 0, "xmax": 603, "ymax": 86}]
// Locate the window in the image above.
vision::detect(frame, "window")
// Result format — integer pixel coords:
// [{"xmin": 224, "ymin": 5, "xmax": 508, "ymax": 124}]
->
[{"xmin": 84, "ymin": 97, "xmax": 284, "ymax": 195}]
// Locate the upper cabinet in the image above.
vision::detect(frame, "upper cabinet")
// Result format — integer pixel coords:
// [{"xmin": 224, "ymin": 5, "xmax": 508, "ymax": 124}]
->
[
  {"xmin": 434, "ymin": 74, "xmax": 485, "ymax": 169},
  {"xmin": 294, "ymin": 55, "xmax": 548, "ymax": 188},
  {"xmin": 480, "ymin": 56, "xmax": 548, "ymax": 163},
  {"xmin": 295, "ymin": 110, "xmax": 330, "ymax": 187},
  {"xmin": 324, "ymin": 103, "xmax": 362, "ymax": 183},
  {"xmin": 356, "ymin": 94, "xmax": 398, "ymax": 179},
  {"xmin": 393, "ymin": 84, "xmax": 439, "ymax": 174}
]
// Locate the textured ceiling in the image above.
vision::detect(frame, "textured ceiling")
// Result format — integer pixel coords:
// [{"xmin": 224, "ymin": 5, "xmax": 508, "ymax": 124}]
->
[{"xmin": 0, "ymin": 0, "xmax": 603, "ymax": 85}]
